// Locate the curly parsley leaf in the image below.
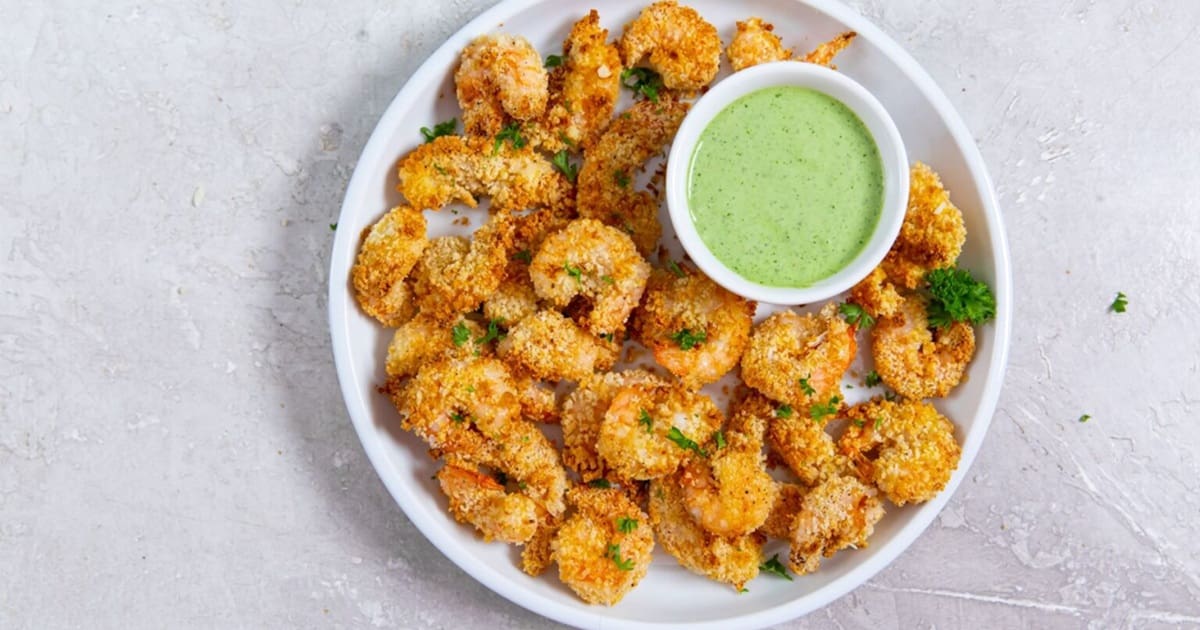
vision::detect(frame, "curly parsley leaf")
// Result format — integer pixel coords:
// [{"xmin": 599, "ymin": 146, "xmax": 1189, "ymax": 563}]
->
[
  {"xmin": 620, "ymin": 67, "xmax": 664, "ymax": 102},
  {"xmin": 669, "ymin": 328, "xmax": 706, "ymax": 350},
  {"xmin": 1110, "ymin": 292, "xmax": 1127, "ymax": 313},
  {"xmin": 666, "ymin": 427, "xmax": 707, "ymax": 457},
  {"xmin": 551, "ymin": 149, "xmax": 579, "ymax": 182},
  {"xmin": 617, "ymin": 517, "xmax": 638, "ymax": 533},
  {"xmin": 925, "ymin": 267, "xmax": 996, "ymax": 328},
  {"xmin": 810, "ymin": 396, "xmax": 841, "ymax": 422},
  {"xmin": 492, "ymin": 122, "xmax": 526, "ymax": 154},
  {"xmin": 759, "ymin": 554, "xmax": 793, "ymax": 581},
  {"xmin": 839, "ymin": 302, "xmax": 875, "ymax": 328},
  {"xmin": 451, "ymin": 322, "xmax": 471, "ymax": 347},
  {"xmin": 420, "ymin": 118, "xmax": 457, "ymax": 143}
]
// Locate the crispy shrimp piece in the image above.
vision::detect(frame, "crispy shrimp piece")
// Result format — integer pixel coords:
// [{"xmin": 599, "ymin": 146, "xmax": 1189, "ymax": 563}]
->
[
  {"xmin": 455, "ymin": 34, "xmax": 548, "ymax": 137},
  {"xmin": 385, "ymin": 314, "xmax": 486, "ymax": 378},
  {"xmin": 410, "ymin": 215, "xmax": 514, "ymax": 319},
  {"xmin": 729, "ymin": 389, "xmax": 842, "ymax": 486},
  {"xmin": 527, "ymin": 11, "xmax": 622, "ymax": 152},
  {"xmin": 880, "ymin": 162, "xmax": 967, "ymax": 289},
  {"xmin": 351, "ymin": 205, "xmax": 428, "ymax": 326},
  {"xmin": 648, "ymin": 475, "xmax": 764, "ymax": 590},
  {"xmin": 677, "ymin": 406, "xmax": 776, "ymax": 537},
  {"xmin": 848, "ymin": 266, "xmax": 905, "ymax": 319},
  {"xmin": 576, "ymin": 99, "xmax": 688, "ymax": 256},
  {"xmin": 521, "ymin": 516, "xmax": 561, "ymax": 577},
  {"xmin": 552, "ymin": 486, "xmax": 655, "ymax": 605},
  {"xmin": 727, "ymin": 17, "xmax": 791, "ymax": 71},
  {"xmin": 497, "ymin": 309, "xmax": 619, "ymax": 382},
  {"xmin": 481, "ymin": 418, "xmax": 569, "ymax": 517},
  {"xmin": 872, "ymin": 293, "xmax": 975, "ymax": 400},
  {"xmin": 619, "ymin": 1, "xmax": 721, "ymax": 92},
  {"xmin": 596, "ymin": 382, "xmax": 723, "ymax": 481},
  {"xmin": 395, "ymin": 355, "xmax": 521, "ymax": 456},
  {"xmin": 741, "ymin": 303, "xmax": 856, "ymax": 409},
  {"xmin": 484, "ymin": 209, "xmax": 576, "ymax": 325},
  {"xmin": 436, "ymin": 464, "xmax": 541, "ymax": 544},
  {"xmin": 801, "ymin": 31, "xmax": 857, "ymax": 67},
  {"xmin": 839, "ymin": 398, "xmax": 962, "ymax": 505},
  {"xmin": 529, "ymin": 219, "xmax": 651, "ymax": 335},
  {"xmin": 632, "ymin": 263, "xmax": 755, "ymax": 389},
  {"xmin": 561, "ymin": 370, "xmax": 668, "ymax": 482},
  {"xmin": 396, "ymin": 135, "xmax": 573, "ymax": 212},
  {"xmin": 758, "ymin": 482, "xmax": 806, "ymax": 540},
  {"xmin": 788, "ymin": 475, "xmax": 884, "ymax": 576}
]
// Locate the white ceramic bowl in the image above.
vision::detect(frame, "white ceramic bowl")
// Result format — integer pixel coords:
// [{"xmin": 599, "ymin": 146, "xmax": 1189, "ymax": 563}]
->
[{"xmin": 666, "ymin": 61, "xmax": 909, "ymax": 305}]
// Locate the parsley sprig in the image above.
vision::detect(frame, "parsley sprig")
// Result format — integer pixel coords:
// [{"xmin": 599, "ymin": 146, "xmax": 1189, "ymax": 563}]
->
[
  {"xmin": 493, "ymin": 122, "xmax": 526, "ymax": 154},
  {"xmin": 420, "ymin": 118, "xmax": 457, "ymax": 143},
  {"xmin": 810, "ymin": 396, "xmax": 841, "ymax": 422},
  {"xmin": 551, "ymin": 150, "xmax": 579, "ymax": 182},
  {"xmin": 544, "ymin": 54, "xmax": 564, "ymax": 68},
  {"xmin": 839, "ymin": 302, "xmax": 875, "ymax": 328},
  {"xmin": 620, "ymin": 67, "xmax": 664, "ymax": 102},
  {"xmin": 799, "ymin": 375, "xmax": 816, "ymax": 397},
  {"xmin": 451, "ymin": 321, "xmax": 471, "ymax": 347},
  {"xmin": 759, "ymin": 554, "xmax": 793, "ymax": 581},
  {"xmin": 925, "ymin": 267, "xmax": 996, "ymax": 328},
  {"xmin": 669, "ymin": 328, "xmax": 706, "ymax": 350},
  {"xmin": 474, "ymin": 319, "xmax": 506, "ymax": 347},
  {"xmin": 666, "ymin": 427, "xmax": 707, "ymax": 457}
]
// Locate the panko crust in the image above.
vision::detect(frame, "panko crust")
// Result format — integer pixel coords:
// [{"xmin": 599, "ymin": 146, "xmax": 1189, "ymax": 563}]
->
[
  {"xmin": 727, "ymin": 17, "xmax": 791, "ymax": 71},
  {"xmin": 385, "ymin": 314, "xmax": 486, "ymax": 379},
  {"xmin": 838, "ymin": 398, "xmax": 962, "ymax": 505},
  {"xmin": 552, "ymin": 486, "xmax": 654, "ymax": 605},
  {"xmin": 801, "ymin": 31, "xmax": 857, "ymax": 67},
  {"xmin": 880, "ymin": 162, "xmax": 967, "ymax": 289},
  {"xmin": 437, "ymin": 464, "xmax": 541, "ymax": 544},
  {"xmin": 848, "ymin": 266, "xmax": 905, "ymax": 319},
  {"xmin": 620, "ymin": 0, "xmax": 722, "ymax": 92},
  {"xmin": 561, "ymin": 370, "xmax": 667, "ymax": 482},
  {"xmin": 758, "ymin": 482, "xmax": 807, "ymax": 540},
  {"xmin": 409, "ymin": 216, "xmax": 514, "ymax": 320},
  {"xmin": 872, "ymin": 293, "xmax": 975, "ymax": 400},
  {"xmin": 740, "ymin": 303, "xmax": 856, "ymax": 409},
  {"xmin": 497, "ymin": 309, "xmax": 619, "ymax": 382},
  {"xmin": 351, "ymin": 205, "xmax": 428, "ymax": 326},
  {"xmin": 727, "ymin": 390, "xmax": 843, "ymax": 487},
  {"xmin": 597, "ymin": 382, "xmax": 724, "ymax": 481},
  {"xmin": 788, "ymin": 474, "xmax": 884, "ymax": 575},
  {"xmin": 456, "ymin": 34, "xmax": 548, "ymax": 137}
]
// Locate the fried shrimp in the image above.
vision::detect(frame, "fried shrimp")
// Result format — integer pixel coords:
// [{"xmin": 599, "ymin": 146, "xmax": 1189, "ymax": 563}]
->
[
  {"xmin": 741, "ymin": 303, "xmax": 856, "ymax": 409},
  {"xmin": 497, "ymin": 309, "xmax": 620, "ymax": 382},
  {"xmin": 849, "ymin": 266, "xmax": 905, "ymax": 319},
  {"xmin": 521, "ymin": 516, "xmax": 561, "ymax": 577},
  {"xmin": 758, "ymin": 482, "xmax": 806, "ymax": 540},
  {"xmin": 552, "ymin": 486, "xmax": 655, "ymax": 605},
  {"xmin": 648, "ymin": 475, "xmax": 764, "ymax": 590},
  {"xmin": 788, "ymin": 474, "xmax": 884, "ymax": 575},
  {"xmin": 872, "ymin": 293, "xmax": 975, "ymax": 400},
  {"xmin": 396, "ymin": 135, "xmax": 573, "ymax": 212},
  {"xmin": 727, "ymin": 17, "xmax": 791, "ymax": 71},
  {"xmin": 801, "ymin": 31, "xmax": 857, "ymax": 67},
  {"xmin": 395, "ymin": 355, "xmax": 521, "ymax": 457},
  {"xmin": 576, "ymin": 99, "xmax": 688, "ymax": 255},
  {"xmin": 527, "ymin": 11, "xmax": 622, "ymax": 152},
  {"xmin": 839, "ymin": 398, "xmax": 962, "ymax": 505},
  {"xmin": 596, "ymin": 382, "xmax": 723, "ymax": 481},
  {"xmin": 880, "ymin": 162, "xmax": 967, "ymax": 289},
  {"xmin": 724, "ymin": 390, "xmax": 841, "ymax": 487},
  {"xmin": 436, "ymin": 464, "xmax": 541, "ymax": 543},
  {"xmin": 385, "ymin": 314, "xmax": 486, "ymax": 379},
  {"xmin": 632, "ymin": 263, "xmax": 755, "ymax": 389},
  {"xmin": 410, "ymin": 216, "xmax": 514, "ymax": 319},
  {"xmin": 351, "ymin": 205, "xmax": 428, "ymax": 326},
  {"xmin": 677, "ymin": 405, "xmax": 776, "ymax": 537},
  {"xmin": 561, "ymin": 370, "xmax": 667, "ymax": 482},
  {"xmin": 455, "ymin": 34, "xmax": 548, "ymax": 137},
  {"xmin": 620, "ymin": 0, "xmax": 722, "ymax": 92},
  {"xmin": 529, "ymin": 219, "xmax": 651, "ymax": 335}
]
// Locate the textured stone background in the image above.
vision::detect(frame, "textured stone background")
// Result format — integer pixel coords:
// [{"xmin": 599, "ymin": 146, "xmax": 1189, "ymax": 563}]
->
[{"xmin": 2, "ymin": 1, "xmax": 1198, "ymax": 628}]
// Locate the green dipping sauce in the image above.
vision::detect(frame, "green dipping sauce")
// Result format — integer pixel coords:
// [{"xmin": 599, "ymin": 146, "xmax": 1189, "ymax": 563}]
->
[{"xmin": 687, "ymin": 86, "xmax": 884, "ymax": 288}]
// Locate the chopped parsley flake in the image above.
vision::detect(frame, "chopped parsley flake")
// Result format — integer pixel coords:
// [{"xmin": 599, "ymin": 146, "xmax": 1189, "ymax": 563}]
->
[
  {"xmin": 451, "ymin": 321, "xmax": 471, "ymax": 347},
  {"xmin": 1110, "ymin": 292, "xmax": 1128, "ymax": 313},
  {"xmin": 492, "ymin": 122, "xmax": 526, "ymax": 154},
  {"xmin": 329, "ymin": 222, "xmax": 337, "ymax": 231},
  {"xmin": 669, "ymin": 328, "xmax": 706, "ymax": 350},
  {"xmin": 420, "ymin": 118, "xmax": 457, "ymax": 143},
  {"xmin": 551, "ymin": 149, "xmax": 579, "ymax": 182},
  {"xmin": 511, "ymin": 249, "xmax": 532, "ymax": 264},
  {"xmin": 712, "ymin": 430, "xmax": 727, "ymax": 450},
  {"xmin": 759, "ymin": 554, "xmax": 793, "ymax": 581},
  {"xmin": 450, "ymin": 412, "xmax": 467, "ymax": 424},
  {"xmin": 638, "ymin": 409, "xmax": 654, "ymax": 434},
  {"xmin": 544, "ymin": 54, "xmax": 564, "ymax": 68},
  {"xmin": 599, "ymin": 332, "xmax": 615, "ymax": 342},
  {"xmin": 1079, "ymin": 414, "xmax": 1091, "ymax": 423},
  {"xmin": 839, "ymin": 302, "xmax": 875, "ymax": 328},
  {"xmin": 799, "ymin": 375, "xmax": 816, "ymax": 397},
  {"xmin": 874, "ymin": 417, "xmax": 883, "ymax": 430},
  {"xmin": 810, "ymin": 396, "xmax": 840, "ymax": 422},
  {"xmin": 776, "ymin": 405, "xmax": 794, "ymax": 418},
  {"xmin": 474, "ymin": 319, "xmax": 506, "ymax": 346},
  {"xmin": 926, "ymin": 267, "xmax": 997, "ymax": 328},
  {"xmin": 853, "ymin": 419, "xmax": 865, "ymax": 428},
  {"xmin": 589, "ymin": 479, "xmax": 612, "ymax": 489},
  {"xmin": 601, "ymin": 274, "xmax": 615, "ymax": 285},
  {"xmin": 665, "ymin": 260, "xmax": 684, "ymax": 278},
  {"xmin": 864, "ymin": 371, "xmax": 882, "ymax": 387},
  {"xmin": 617, "ymin": 517, "xmax": 638, "ymax": 533},
  {"xmin": 606, "ymin": 543, "xmax": 635, "ymax": 571},
  {"xmin": 666, "ymin": 427, "xmax": 707, "ymax": 457},
  {"xmin": 614, "ymin": 169, "xmax": 631, "ymax": 188},
  {"xmin": 620, "ymin": 67, "xmax": 664, "ymax": 102},
  {"xmin": 564, "ymin": 262, "xmax": 583, "ymax": 284}
]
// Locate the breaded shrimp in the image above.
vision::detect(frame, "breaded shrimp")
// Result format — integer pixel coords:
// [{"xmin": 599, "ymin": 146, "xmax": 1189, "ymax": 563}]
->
[
  {"xmin": 801, "ymin": 31, "xmax": 857, "ymax": 67},
  {"xmin": 410, "ymin": 215, "xmax": 514, "ymax": 319},
  {"xmin": 648, "ymin": 475, "xmax": 764, "ymax": 590},
  {"xmin": 741, "ymin": 303, "xmax": 856, "ymax": 409},
  {"xmin": 848, "ymin": 266, "xmax": 905, "ymax": 319},
  {"xmin": 596, "ymin": 382, "xmax": 723, "ymax": 481},
  {"xmin": 437, "ymin": 464, "xmax": 541, "ymax": 544},
  {"xmin": 723, "ymin": 390, "xmax": 841, "ymax": 487},
  {"xmin": 552, "ymin": 486, "xmax": 654, "ymax": 605},
  {"xmin": 677, "ymin": 406, "xmax": 776, "ymax": 537},
  {"xmin": 880, "ymin": 162, "xmax": 967, "ymax": 289},
  {"xmin": 758, "ymin": 482, "xmax": 806, "ymax": 540},
  {"xmin": 385, "ymin": 313, "xmax": 486, "ymax": 379},
  {"xmin": 576, "ymin": 99, "xmax": 688, "ymax": 255},
  {"xmin": 632, "ymin": 263, "xmax": 755, "ymax": 389},
  {"xmin": 527, "ymin": 11, "xmax": 623, "ymax": 152},
  {"xmin": 456, "ymin": 34, "xmax": 548, "ymax": 137},
  {"xmin": 521, "ymin": 516, "xmax": 561, "ymax": 577},
  {"xmin": 485, "ymin": 208, "xmax": 576, "ymax": 325},
  {"xmin": 351, "ymin": 205, "xmax": 428, "ymax": 326},
  {"xmin": 788, "ymin": 474, "xmax": 884, "ymax": 575},
  {"xmin": 726, "ymin": 17, "xmax": 791, "ymax": 71},
  {"xmin": 529, "ymin": 218, "xmax": 651, "ymax": 335},
  {"xmin": 497, "ymin": 309, "xmax": 619, "ymax": 382},
  {"xmin": 560, "ymin": 370, "xmax": 668, "ymax": 482},
  {"xmin": 839, "ymin": 398, "xmax": 962, "ymax": 505},
  {"xmin": 872, "ymin": 293, "xmax": 975, "ymax": 400},
  {"xmin": 396, "ymin": 135, "xmax": 574, "ymax": 212},
  {"xmin": 394, "ymin": 355, "xmax": 521, "ymax": 457},
  {"xmin": 620, "ymin": 1, "xmax": 722, "ymax": 92}
]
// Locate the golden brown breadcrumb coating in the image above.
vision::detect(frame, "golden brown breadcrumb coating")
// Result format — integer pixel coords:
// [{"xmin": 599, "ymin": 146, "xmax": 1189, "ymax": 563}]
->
[
  {"xmin": 881, "ymin": 162, "xmax": 967, "ymax": 289},
  {"xmin": 552, "ymin": 486, "xmax": 654, "ymax": 605},
  {"xmin": 741, "ymin": 303, "xmax": 856, "ymax": 409},
  {"xmin": 560, "ymin": 370, "xmax": 667, "ymax": 482},
  {"xmin": 727, "ymin": 17, "xmax": 791, "ymax": 71},
  {"xmin": 839, "ymin": 398, "xmax": 962, "ymax": 505},
  {"xmin": 872, "ymin": 293, "xmax": 975, "ymax": 400},
  {"xmin": 456, "ymin": 34, "xmax": 548, "ymax": 137},
  {"xmin": 497, "ymin": 309, "xmax": 619, "ymax": 382},
  {"xmin": 620, "ymin": 1, "xmax": 722, "ymax": 92},
  {"xmin": 801, "ymin": 31, "xmax": 857, "ymax": 67},
  {"xmin": 788, "ymin": 474, "xmax": 884, "ymax": 575},
  {"xmin": 351, "ymin": 205, "xmax": 428, "ymax": 326}
]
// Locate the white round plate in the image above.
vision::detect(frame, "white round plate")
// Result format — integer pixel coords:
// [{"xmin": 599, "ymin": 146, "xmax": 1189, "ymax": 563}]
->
[{"xmin": 328, "ymin": 1, "xmax": 1013, "ymax": 628}]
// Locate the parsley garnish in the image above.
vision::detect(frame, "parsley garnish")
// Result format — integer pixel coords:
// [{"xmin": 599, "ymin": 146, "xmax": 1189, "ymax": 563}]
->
[
  {"xmin": 450, "ymin": 411, "xmax": 467, "ymax": 424},
  {"xmin": 420, "ymin": 118, "xmax": 457, "ymax": 143},
  {"xmin": 620, "ymin": 67, "xmax": 664, "ymax": 102},
  {"xmin": 874, "ymin": 416, "xmax": 883, "ymax": 430},
  {"xmin": 599, "ymin": 332, "xmax": 615, "ymax": 342},
  {"xmin": 474, "ymin": 318, "xmax": 506, "ymax": 346},
  {"xmin": 666, "ymin": 427, "xmax": 707, "ymax": 457},
  {"xmin": 551, "ymin": 150, "xmax": 579, "ymax": 182},
  {"xmin": 810, "ymin": 396, "xmax": 840, "ymax": 422},
  {"xmin": 329, "ymin": 223, "xmax": 337, "ymax": 231},
  {"xmin": 1110, "ymin": 292, "xmax": 1127, "ymax": 313},
  {"xmin": 712, "ymin": 430, "xmax": 727, "ymax": 450},
  {"xmin": 614, "ymin": 169, "xmax": 631, "ymax": 188},
  {"xmin": 864, "ymin": 371, "xmax": 882, "ymax": 387},
  {"xmin": 1079, "ymin": 414, "xmax": 1091, "ymax": 423},
  {"xmin": 799, "ymin": 375, "xmax": 816, "ymax": 397},
  {"xmin": 433, "ymin": 164, "xmax": 447, "ymax": 175},
  {"xmin": 617, "ymin": 517, "xmax": 638, "ymax": 533},
  {"xmin": 839, "ymin": 302, "xmax": 875, "ymax": 328},
  {"xmin": 606, "ymin": 543, "xmax": 635, "ymax": 571},
  {"xmin": 544, "ymin": 54, "xmax": 564, "ymax": 68},
  {"xmin": 883, "ymin": 390, "xmax": 898, "ymax": 402},
  {"xmin": 492, "ymin": 122, "xmax": 526, "ymax": 154},
  {"xmin": 558, "ymin": 133, "xmax": 576, "ymax": 148},
  {"xmin": 669, "ymin": 328, "xmax": 706, "ymax": 350},
  {"xmin": 638, "ymin": 409, "xmax": 653, "ymax": 434},
  {"xmin": 451, "ymin": 321, "xmax": 471, "ymax": 347},
  {"xmin": 759, "ymin": 554, "xmax": 793, "ymax": 581},
  {"xmin": 589, "ymin": 478, "xmax": 612, "ymax": 488},
  {"xmin": 853, "ymin": 419, "xmax": 865, "ymax": 428},
  {"xmin": 511, "ymin": 249, "xmax": 532, "ymax": 264},
  {"xmin": 776, "ymin": 405, "xmax": 794, "ymax": 418},
  {"xmin": 564, "ymin": 262, "xmax": 583, "ymax": 284},
  {"xmin": 601, "ymin": 274, "xmax": 615, "ymax": 285},
  {"xmin": 665, "ymin": 260, "xmax": 684, "ymax": 278},
  {"xmin": 926, "ymin": 267, "xmax": 997, "ymax": 328}
]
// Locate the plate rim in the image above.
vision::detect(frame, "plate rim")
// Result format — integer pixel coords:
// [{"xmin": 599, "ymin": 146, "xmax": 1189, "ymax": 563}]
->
[{"xmin": 328, "ymin": 0, "xmax": 1013, "ymax": 628}]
